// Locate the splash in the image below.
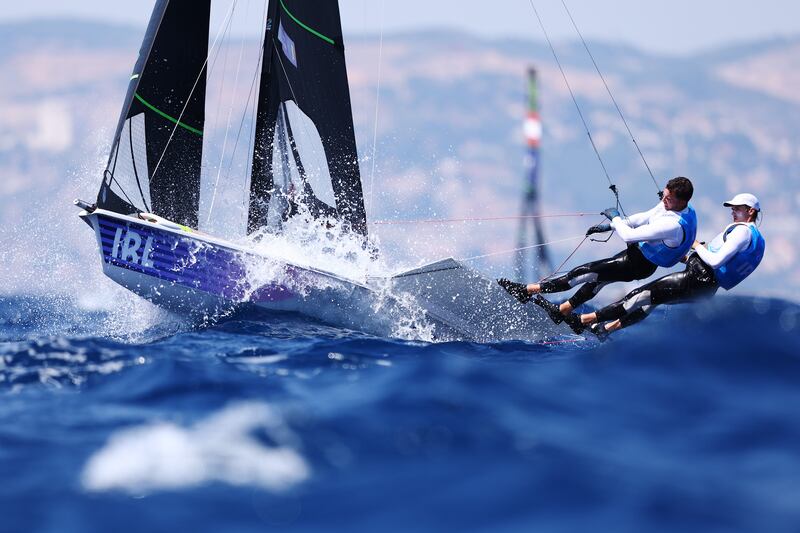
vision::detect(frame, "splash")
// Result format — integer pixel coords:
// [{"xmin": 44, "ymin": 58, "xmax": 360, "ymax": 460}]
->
[
  {"xmin": 0, "ymin": 130, "xmax": 192, "ymax": 343},
  {"xmin": 366, "ymin": 277, "xmax": 438, "ymax": 342},
  {"xmin": 3, "ymin": 127, "xmax": 440, "ymax": 343},
  {"xmin": 242, "ymin": 206, "xmax": 387, "ymax": 280},
  {"xmin": 231, "ymin": 207, "xmax": 440, "ymax": 341}
]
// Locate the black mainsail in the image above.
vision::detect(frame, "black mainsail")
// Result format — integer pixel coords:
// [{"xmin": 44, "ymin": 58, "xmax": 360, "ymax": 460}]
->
[
  {"xmin": 248, "ymin": 0, "xmax": 367, "ymax": 237},
  {"xmin": 97, "ymin": 0, "xmax": 210, "ymax": 230}
]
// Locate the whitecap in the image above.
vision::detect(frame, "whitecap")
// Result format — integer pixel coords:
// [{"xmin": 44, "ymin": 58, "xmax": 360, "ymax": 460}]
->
[{"xmin": 81, "ymin": 402, "xmax": 310, "ymax": 494}]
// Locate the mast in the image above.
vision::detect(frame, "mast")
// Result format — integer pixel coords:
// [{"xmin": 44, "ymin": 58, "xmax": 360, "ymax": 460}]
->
[
  {"xmin": 97, "ymin": 0, "xmax": 211, "ymax": 229},
  {"xmin": 248, "ymin": 0, "xmax": 282, "ymax": 234},
  {"xmin": 247, "ymin": 0, "xmax": 367, "ymax": 237},
  {"xmin": 515, "ymin": 67, "xmax": 553, "ymax": 279}
]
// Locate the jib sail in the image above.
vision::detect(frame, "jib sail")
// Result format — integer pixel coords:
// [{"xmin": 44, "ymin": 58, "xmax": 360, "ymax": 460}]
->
[{"xmin": 97, "ymin": 0, "xmax": 210, "ymax": 230}]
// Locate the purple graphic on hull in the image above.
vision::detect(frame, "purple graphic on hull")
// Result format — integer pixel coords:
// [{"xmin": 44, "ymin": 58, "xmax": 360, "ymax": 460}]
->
[
  {"xmin": 95, "ymin": 215, "xmax": 295, "ymax": 303},
  {"xmin": 250, "ymin": 284, "xmax": 294, "ymax": 303}
]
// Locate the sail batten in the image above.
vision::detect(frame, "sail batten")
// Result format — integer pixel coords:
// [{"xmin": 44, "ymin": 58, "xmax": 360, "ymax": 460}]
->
[
  {"xmin": 278, "ymin": 0, "xmax": 336, "ymax": 46},
  {"xmin": 133, "ymin": 93, "xmax": 204, "ymax": 136}
]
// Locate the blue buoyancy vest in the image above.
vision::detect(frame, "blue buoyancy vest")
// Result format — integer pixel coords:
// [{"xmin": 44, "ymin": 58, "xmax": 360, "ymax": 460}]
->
[
  {"xmin": 713, "ymin": 223, "xmax": 765, "ymax": 290},
  {"xmin": 639, "ymin": 205, "xmax": 698, "ymax": 267}
]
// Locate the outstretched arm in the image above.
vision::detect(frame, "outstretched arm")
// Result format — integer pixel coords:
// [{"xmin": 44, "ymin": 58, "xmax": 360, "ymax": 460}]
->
[
  {"xmin": 623, "ymin": 204, "xmax": 661, "ymax": 228},
  {"xmin": 610, "ymin": 215, "xmax": 680, "ymax": 244},
  {"xmin": 692, "ymin": 225, "xmax": 750, "ymax": 268}
]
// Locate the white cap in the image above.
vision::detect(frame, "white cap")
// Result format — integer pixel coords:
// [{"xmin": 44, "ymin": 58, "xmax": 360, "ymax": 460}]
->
[{"xmin": 723, "ymin": 193, "xmax": 760, "ymax": 211}]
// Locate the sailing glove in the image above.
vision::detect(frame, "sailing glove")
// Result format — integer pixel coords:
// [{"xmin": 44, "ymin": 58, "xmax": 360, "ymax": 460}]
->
[
  {"xmin": 586, "ymin": 223, "xmax": 612, "ymax": 236},
  {"xmin": 601, "ymin": 207, "xmax": 620, "ymax": 221}
]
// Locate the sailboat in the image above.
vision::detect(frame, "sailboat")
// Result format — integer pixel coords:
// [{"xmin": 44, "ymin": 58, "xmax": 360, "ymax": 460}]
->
[
  {"xmin": 74, "ymin": 0, "xmax": 567, "ymax": 342},
  {"xmin": 515, "ymin": 67, "xmax": 553, "ymax": 281}
]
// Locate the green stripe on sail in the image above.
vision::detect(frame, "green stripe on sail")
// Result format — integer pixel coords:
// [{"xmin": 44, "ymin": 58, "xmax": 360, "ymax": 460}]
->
[
  {"xmin": 279, "ymin": 0, "xmax": 335, "ymax": 46},
  {"xmin": 134, "ymin": 93, "xmax": 203, "ymax": 136}
]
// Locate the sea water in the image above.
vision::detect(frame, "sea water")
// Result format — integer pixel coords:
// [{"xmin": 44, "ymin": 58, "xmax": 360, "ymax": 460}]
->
[{"xmin": 1, "ymin": 292, "xmax": 799, "ymax": 532}]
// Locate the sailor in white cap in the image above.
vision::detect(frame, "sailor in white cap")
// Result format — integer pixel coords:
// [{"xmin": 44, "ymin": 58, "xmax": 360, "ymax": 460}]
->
[{"xmin": 577, "ymin": 193, "xmax": 766, "ymax": 339}]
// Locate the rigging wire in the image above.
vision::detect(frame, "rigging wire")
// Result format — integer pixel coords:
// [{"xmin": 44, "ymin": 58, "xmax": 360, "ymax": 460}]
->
[
  {"xmin": 241, "ymin": 0, "xmax": 271, "ymax": 224},
  {"xmin": 371, "ymin": 212, "xmax": 596, "ymax": 225},
  {"xmin": 105, "ymin": 141, "xmax": 140, "ymax": 210},
  {"xmin": 206, "ymin": 0, "xmax": 252, "ymax": 226},
  {"xmin": 105, "ymin": 135, "xmax": 138, "ymax": 209},
  {"xmin": 526, "ymin": 0, "xmax": 626, "ymax": 216},
  {"xmin": 105, "ymin": 172, "xmax": 140, "ymax": 211},
  {"xmin": 560, "ymin": 0, "xmax": 661, "ymax": 197},
  {"xmin": 204, "ymin": 5, "xmax": 237, "ymax": 224},
  {"xmin": 129, "ymin": 121, "xmax": 151, "ymax": 212},
  {"xmin": 208, "ymin": 7, "xmax": 235, "ymax": 167},
  {"xmin": 111, "ymin": 0, "xmax": 237, "ymax": 213},
  {"xmin": 273, "ymin": 42, "xmax": 331, "ymax": 189},
  {"xmin": 367, "ymin": 0, "xmax": 386, "ymax": 216},
  {"xmin": 538, "ymin": 234, "xmax": 589, "ymax": 282},
  {"xmin": 460, "ymin": 234, "xmax": 585, "ymax": 262},
  {"xmin": 150, "ymin": 0, "xmax": 238, "ymax": 183}
]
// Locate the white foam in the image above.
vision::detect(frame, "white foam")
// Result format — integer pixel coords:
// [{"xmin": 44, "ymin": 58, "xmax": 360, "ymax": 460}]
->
[
  {"xmin": 367, "ymin": 279, "xmax": 437, "ymax": 342},
  {"xmin": 241, "ymin": 206, "xmax": 389, "ymax": 282},
  {"xmin": 81, "ymin": 402, "xmax": 310, "ymax": 494},
  {"xmin": 229, "ymin": 208, "xmax": 442, "ymax": 341}
]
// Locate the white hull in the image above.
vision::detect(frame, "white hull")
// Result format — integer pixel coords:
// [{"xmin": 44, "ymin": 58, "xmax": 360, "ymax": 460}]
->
[{"xmin": 82, "ymin": 209, "xmax": 571, "ymax": 342}]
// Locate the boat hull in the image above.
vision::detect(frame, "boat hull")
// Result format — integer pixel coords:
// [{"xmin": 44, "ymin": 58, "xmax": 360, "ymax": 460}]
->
[
  {"xmin": 84, "ymin": 210, "xmax": 294, "ymax": 313},
  {"xmin": 81, "ymin": 210, "xmax": 572, "ymax": 342}
]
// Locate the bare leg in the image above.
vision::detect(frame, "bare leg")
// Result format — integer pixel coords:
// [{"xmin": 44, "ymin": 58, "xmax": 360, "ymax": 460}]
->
[
  {"xmin": 580, "ymin": 312, "xmax": 598, "ymax": 325},
  {"xmin": 527, "ymin": 283, "xmax": 541, "ymax": 294},
  {"xmin": 559, "ymin": 301, "xmax": 574, "ymax": 315}
]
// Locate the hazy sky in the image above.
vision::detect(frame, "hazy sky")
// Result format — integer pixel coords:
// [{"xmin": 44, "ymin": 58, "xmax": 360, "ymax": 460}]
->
[{"xmin": 3, "ymin": 0, "xmax": 800, "ymax": 55}]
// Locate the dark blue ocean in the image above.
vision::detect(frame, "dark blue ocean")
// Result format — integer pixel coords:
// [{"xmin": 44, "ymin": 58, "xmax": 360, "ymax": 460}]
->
[{"xmin": 1, "ymin": 293, "xmax": 799, "ymax": 532}]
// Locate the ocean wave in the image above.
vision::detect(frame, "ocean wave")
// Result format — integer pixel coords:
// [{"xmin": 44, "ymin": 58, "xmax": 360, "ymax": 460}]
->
[{"xmin": 1, "ymin": 293, "xmax": 800, "ymax": 531}]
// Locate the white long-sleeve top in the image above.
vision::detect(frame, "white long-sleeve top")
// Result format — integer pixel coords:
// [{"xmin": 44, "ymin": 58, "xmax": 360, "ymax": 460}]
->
[
  {"xmin": 693, "ymin": 223, "xmax": 752, "ymax": 268},
  {"xmin": 610, "ymin": 202, "xmax": 687, "ymax": 246}
]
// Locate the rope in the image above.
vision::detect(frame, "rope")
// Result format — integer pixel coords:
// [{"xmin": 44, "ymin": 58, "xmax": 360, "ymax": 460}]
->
[
  {"xmin": 241, "ymin": 0, "xmax": 271, "ymax": 217},
  {"xmin": 368, "ymin": 0, "xmax": 385, "ymax": 215},
  {"xmin": 527, "ymin": 0, "xmax": 626, "ymax": 216},
  {"xmin": 460, "ymin": 235, "xmax": 585, "ymax": 262},
  {"xmin": 538, "ymin": 235, "xmax": 589, "ymax": 282},
  {"xmin": 151, "ymin": 0, "xmax": 238, "ymax": 182},
  {"xmin": 206, "ymin": 0, "xmax": 251, "ymax": 225},
  {"xmin": 560, "ymin": 0, "xmax": 661, "ymax": 197},
  {"xmin": 274, "ymin": 42, "xmax": 329, "ymax": 182},
  {"xmin": 371, "ymin": 212, "xmax": 595, "ymax": 226}
]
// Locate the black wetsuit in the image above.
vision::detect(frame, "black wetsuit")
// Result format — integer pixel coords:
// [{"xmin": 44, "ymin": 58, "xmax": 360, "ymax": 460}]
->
[
  {"xmin": 539, "ymin": 244, "xmax": 658, "ymax": 308},
  {"xmin": 593, "ymin": 253, "xmax": 719, "ymax": 328}
]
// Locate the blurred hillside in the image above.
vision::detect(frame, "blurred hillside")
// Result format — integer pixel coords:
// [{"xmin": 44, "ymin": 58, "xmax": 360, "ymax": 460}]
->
[{"xmin": 1, "ymin": 19, "xmax": 798, "ymax": 301}]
